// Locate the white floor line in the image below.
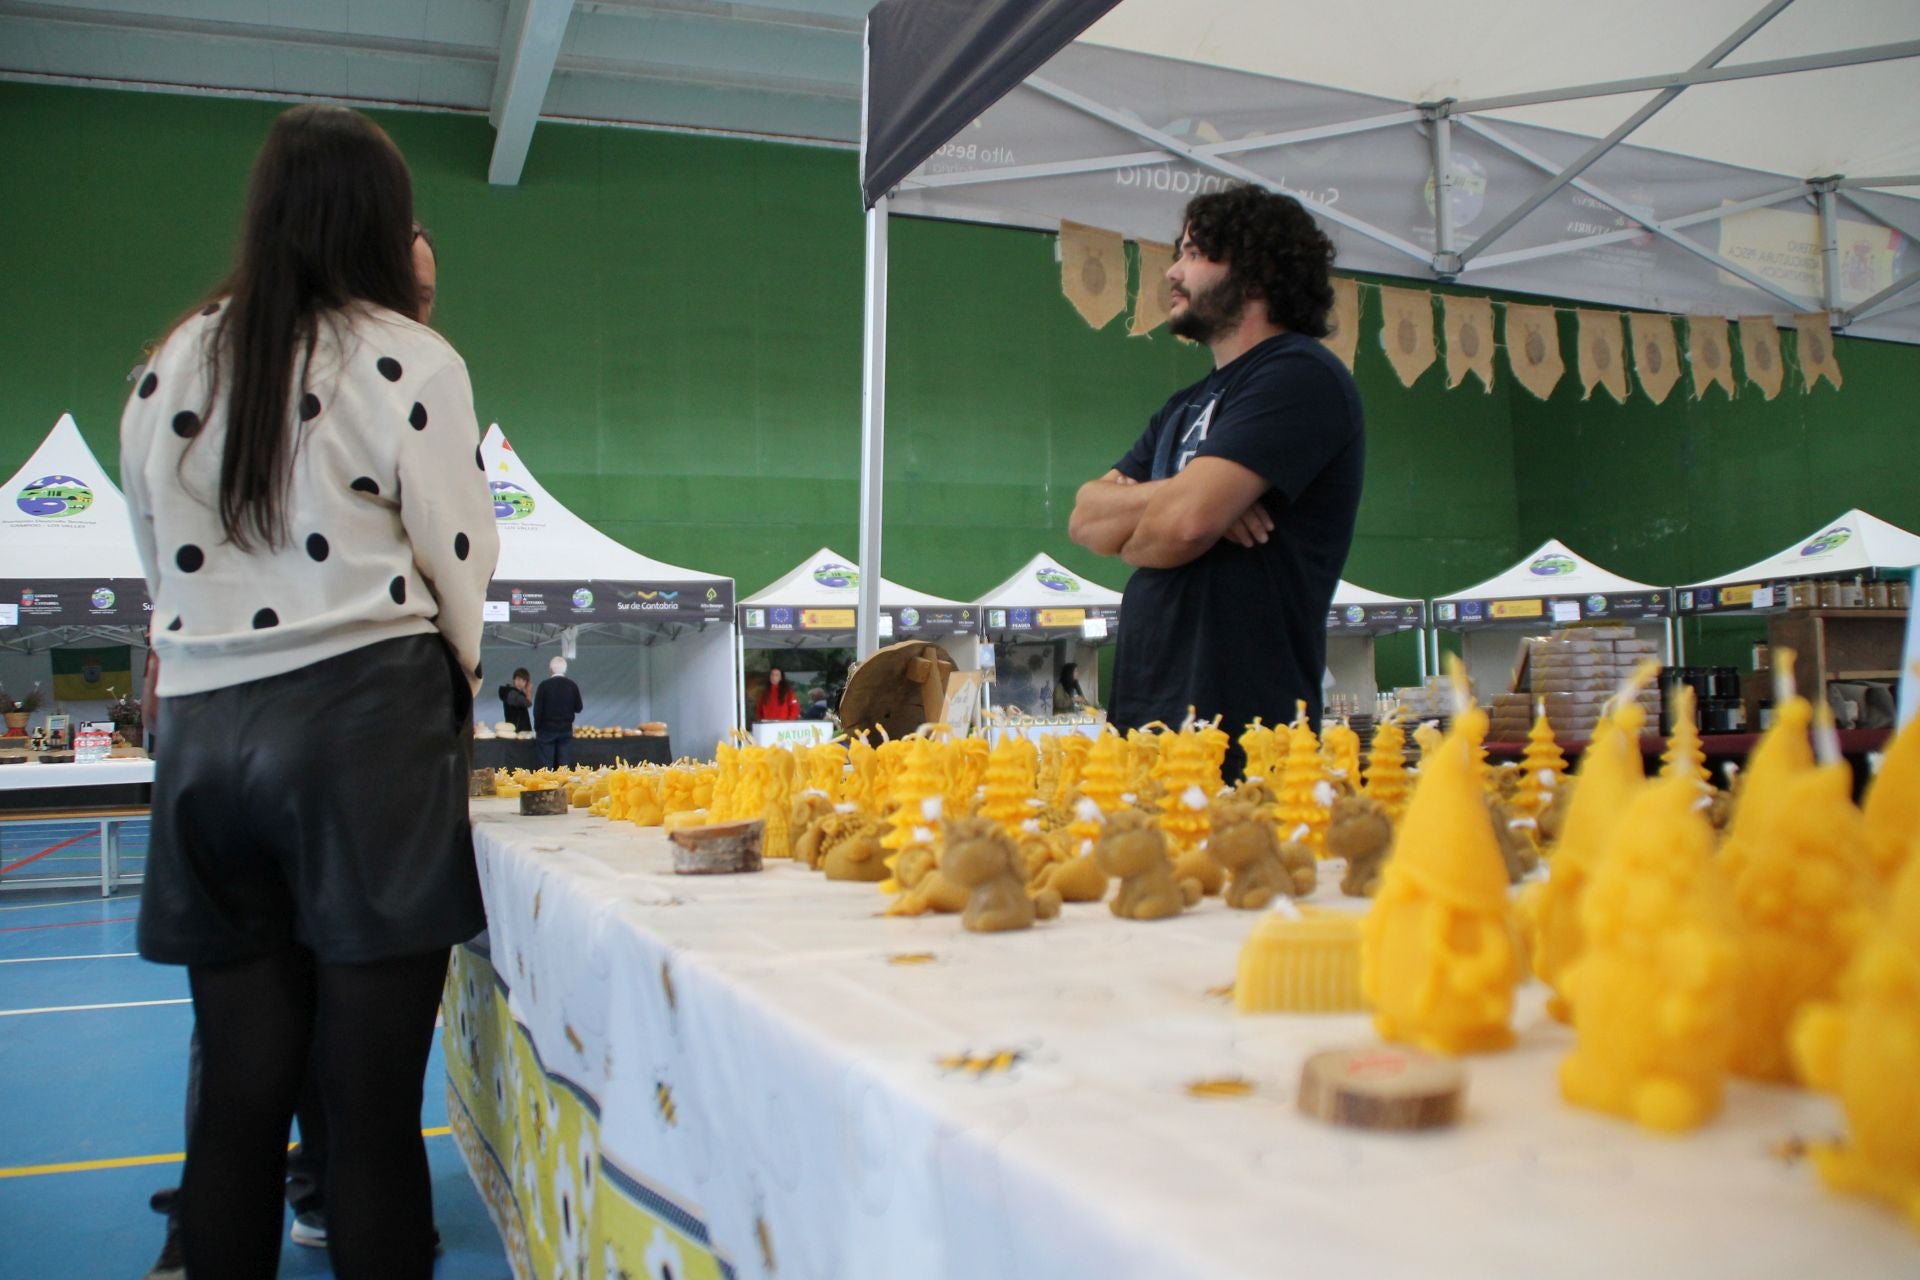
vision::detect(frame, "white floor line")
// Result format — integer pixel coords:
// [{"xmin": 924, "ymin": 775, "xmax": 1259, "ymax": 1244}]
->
[
  {"xmin": 0, "ymin": 997, "xmax": 190, "ymax": 1017},
  {"xmin": 0, "ymin": 952, "xmax": 142, "ymax": 964},
  {"xmin": 0, "ymin": 896, "xmax": 138, "ymax": 913}
]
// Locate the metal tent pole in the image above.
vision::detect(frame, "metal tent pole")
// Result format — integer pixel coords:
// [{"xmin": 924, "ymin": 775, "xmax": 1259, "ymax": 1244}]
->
[{"xmin": 856, "ymin": 195, "xmax": 889, "ymax": 661}]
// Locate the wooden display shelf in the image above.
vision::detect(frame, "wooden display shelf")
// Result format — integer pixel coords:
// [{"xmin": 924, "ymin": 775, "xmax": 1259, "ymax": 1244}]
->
[{"xmin": 1765, "ymin": 606, "xmax": 1908, "ymax": 724}]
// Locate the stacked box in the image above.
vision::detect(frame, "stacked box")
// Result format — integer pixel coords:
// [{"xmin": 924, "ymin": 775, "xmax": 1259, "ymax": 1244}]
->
[{"xmin": 1493, "ymin": 627, "xmax": 1663, "ymax": 740}]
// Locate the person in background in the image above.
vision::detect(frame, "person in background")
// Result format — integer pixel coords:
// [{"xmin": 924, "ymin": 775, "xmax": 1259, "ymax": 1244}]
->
[
  {"xmin": 533, "ymin": 655, "xmax": 583, "ymax": 766},
  {"xmin": 498, "ymin": 667, "xmax": 532, "ymax": 734},
  {"xmin": 124, "ymin": 104, "xmax": 495, "ymax": 1280},
  {"xmin": 755, "ymin": 665, "xmax": 800, "ymax": 721},
  {"xmin": 1054, "ymin": 661, "xmax": 1089, "ymax": 714},
  {"xmin": 803, "ymin": 684, "xmax": 832, "ymax": 721}
]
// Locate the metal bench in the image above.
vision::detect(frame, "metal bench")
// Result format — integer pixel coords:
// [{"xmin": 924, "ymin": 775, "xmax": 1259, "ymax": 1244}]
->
[{"xmin": 0, "ymin": 805, "xmax": 149, "ymax": 897}]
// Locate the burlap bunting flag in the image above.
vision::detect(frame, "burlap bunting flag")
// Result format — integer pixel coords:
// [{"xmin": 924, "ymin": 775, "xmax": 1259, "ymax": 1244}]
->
[
  {"xmin": 1739, "ymin": 316, "xmax": 1784, "ymax": 400},
  {"xmin": 1576, "ymin": 309, "xmax": 1629, "ymax": 402},
  {"xmin": 1060, "ymin": 221, "xmax": 1126, "ymax": 329},
  {"xmin": 1442, "ymin": 295, "xmax": 1496, "ymax": 391},
  {"xmin": 1688, "ymin": 315, "xmax": 1737, "ymax": 399},
  {"xmin": 1378, "ymin": 286, "xmax": 1436, "ymax": 387},
  {"xmin": 1320, "ymin": 277, "xmax": 1360, "ymax": 370},
  {"xmin": 1504, "ymin": 304, "xmax": 1564, "ymax": 400},
  {"xmin": 1627, "ymin": 313, "xmax": 1681, "ymax": 405},
  {"xmin": 1128, "ymin": 239, "xmax": 1175, "ymax": 336},
  {"xmin": 1794, "ymin": 312, "xmax": 1844, "ymax": 390}
]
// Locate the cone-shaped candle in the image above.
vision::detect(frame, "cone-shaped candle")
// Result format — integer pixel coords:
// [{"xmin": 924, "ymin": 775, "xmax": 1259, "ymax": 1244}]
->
[
  {"xmin": 1363, "ymin": 716, "xmax": 1413, "ymax": 823},
  {"xmin": 1361, "ymin": 706, "xmax": 1520, "ymax": 1055},
  {"xmin": 1529, "ymin": 691, "xmax": 1650, "ymax": 1023},
  {"xmin": 1559, "ymin": 774, "xmax": 1741, "ymax": 1132},
  {"xmin": 1515, "ymin": 705, "xmax": 1570, "ymax": 822},
  {"xmin": 1723, "ymin": 650, "xmax": 1813, "ymax": 861},
  {"xmin": 1659, "ymin": 684, "xmax": 1712, "ymax": 787}
]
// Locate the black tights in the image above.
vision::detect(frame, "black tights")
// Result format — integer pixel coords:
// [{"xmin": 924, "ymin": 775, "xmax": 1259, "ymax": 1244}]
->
[{"xmin": 182, "ymin": 945, "xmax": 450, "ymax": 1280}]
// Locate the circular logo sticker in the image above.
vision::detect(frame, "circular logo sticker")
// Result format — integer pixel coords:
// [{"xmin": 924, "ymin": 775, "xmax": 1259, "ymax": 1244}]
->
[
  {"xmin": 897, "ymin": 607, "xmax": 920, "ymax": 629},
  {"xmin": 1799, "ymin": 527, "xmax": 1851, "ymax": 557},
  {"xmin": 91, "ymin": 587, "xmax": 116, "ymax": 610},
  {"xmin": 572, "ymin": 588, "xmax": 594, "ymax": 609},
  {"xmin": 1343, "ymin": 604, "xmax": 1367, "ymax": 625},
  {"xmin": 1530, "ymin": 554, "xmax": 1577, "ymax": 577},
  {"xmin": 1586, "ymin": 594, "xmax": 1607, "ymax": 614},
  {"xmin": 1035, "ymin": 567, "xmax": 1080, "ymax": 593},
  {"xmin": 17, "ymin": 474, "xmax": 94, "ymax": 518},
  {"xmin": 490, "ymin": 482, "xmax": 535, "ymax": 521},
  {"xmin": 813, "ymin": 563, "xmax": 858, "ymax": 589},
  {"xmin": 1422, "ymin": 152, "xmax": 1489, "ymax": 228}
]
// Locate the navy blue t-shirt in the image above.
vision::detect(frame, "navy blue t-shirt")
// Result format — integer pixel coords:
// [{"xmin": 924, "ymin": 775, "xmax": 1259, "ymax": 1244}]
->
[{"xmin": 1109, "ymin": 332, "xmax": 1364, "ymax": 755}]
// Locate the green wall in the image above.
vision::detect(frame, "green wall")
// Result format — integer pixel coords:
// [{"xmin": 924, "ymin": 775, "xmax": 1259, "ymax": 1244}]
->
[{"xmin": 4, "ymin": 81, "xmax": 1912, "ymax": 692}]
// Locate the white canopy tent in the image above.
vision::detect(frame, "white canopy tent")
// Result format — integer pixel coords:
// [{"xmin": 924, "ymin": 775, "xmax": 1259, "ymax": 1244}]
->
[
  {"xmin": 0, "ymin": 414, "xmax": 152, "ymax": 724},
  {"xmin": 479, "ymin": 425, "xmax": 738, "ymax": 760},
  {"xmin": 1433, "ymin": 538, "xmax": 1674, "ymax": 694},
  {"xmin": 973, "ymin": 552, "xmax": 1124, "ymax": 715},
  {"xmin": 1677, "ymin": 507, "xmax": 1920, "ymax": 616},
  {"xmin": 852, "ymin": 0, "xmax": 1920, "ymax": 656},
  {"xmin": 1327, "ymin": 578, "xmax": 1431, "ymax": 703}
]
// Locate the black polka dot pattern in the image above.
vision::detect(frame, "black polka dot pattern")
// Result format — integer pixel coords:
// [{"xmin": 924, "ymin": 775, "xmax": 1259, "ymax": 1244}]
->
[
  {"xmin": 474, "ymin": 662, "xmax": 483, "ymax": 680},
  {"xmin": 454, "ymin": 532, "xmax": 470, "ymax": 561},
  {"xmin": 167, "ymin": 617, "xmax": 183, "ymax": 632},
  {"xmin": 408, "ymin": 402, "xmax": 428, "ymax": 431},
  {"xmin": 172, "ymin": 411, "xmax": 201, "ymax": 439},
  {"xmin": 306, "ymin": 533, "xmax": 330, "ymax": 562},
  {"xmin": 252, "ymin": 608, "xmax": 279, "ymax": 630},
  {"xmin": 299, "ymin": 393, "xmax": 321, "ymax": 421},
  {"xmin": 475, "ymin": 445, "xmax": 484, "ymax": 471},
  {"xmin": 138, "ymin": 372, "xmax": 158, "ymax": 399},
  {"xmin": 350, "ymin": 477, "xmax": 380, "ymax": 496},
  {"xmin": 377, "ymin": 357, "xmax": 403, "ymax": 382},
  {"xmin": 390, "ymin": 576, "xmax": 408, "ymax": 605},
  {"xmin": 175, "ymin": 545, "xmax": 205, "ymax": 573}
]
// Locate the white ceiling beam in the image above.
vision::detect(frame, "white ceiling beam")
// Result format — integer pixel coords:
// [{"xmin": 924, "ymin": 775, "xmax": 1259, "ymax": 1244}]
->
[
  {"xmin": 1836, "ymin": 175, "xmax": 1920, "ymax": 191},
  {"xmin": 1466, "ymin": 183, "xmax": 1812, "ymax": 272},
  {"xmin": 489, "ymin": 0, "xmax": 575, "ymax": 187},
  {"xmin": 1455, "ymin": 0, "xmax": 1795, "ymax": 267},
  {"xmin": 1845, "ymin": 268, "xmax": 1920, "ymax": 325}
]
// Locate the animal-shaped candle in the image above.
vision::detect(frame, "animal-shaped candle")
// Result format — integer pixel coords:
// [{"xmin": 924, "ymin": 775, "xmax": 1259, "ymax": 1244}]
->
[
  {"xmin": 1208, "ymin": 796, "xmax": 1313, "ymax": 908},
  {"xmin": 1094, "ymin": 810, "xmax": 1200, "ymax": 921},
  {"xmin": 941, "ymin": 816, "xmax": 1062, "ymax": 932}
]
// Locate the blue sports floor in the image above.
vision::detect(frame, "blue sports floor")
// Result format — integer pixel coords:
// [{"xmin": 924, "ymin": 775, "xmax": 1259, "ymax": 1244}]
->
[{"xmin": 0, "ymin": 820, "xmax": 510, "ymax": 1278}]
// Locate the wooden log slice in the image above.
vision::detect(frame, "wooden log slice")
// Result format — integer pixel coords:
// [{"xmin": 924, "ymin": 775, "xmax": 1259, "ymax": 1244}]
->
[
  {"xmin": 668, "ymin": 818, "xmax": 765, "ymax": 874},
  {"xmin": 469, "ymin": 768, "xmax": 497, "ymax": 797},
  {"xmin": 519, "ymin": 787, "xmax": 568, "ymax": 816},
  {"xmin": 1297, "ymin": 1047, "xmax": 1466, "ymax": 1131}
]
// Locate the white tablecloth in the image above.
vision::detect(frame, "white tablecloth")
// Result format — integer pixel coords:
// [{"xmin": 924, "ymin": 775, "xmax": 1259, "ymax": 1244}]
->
[
  {"xmin": 452, "ymin": 802, "xmax": 1916, "ymax": 1280},
  {"xmin": 0, "ymin": 757, "xmax": 154, "ymax": 791}
]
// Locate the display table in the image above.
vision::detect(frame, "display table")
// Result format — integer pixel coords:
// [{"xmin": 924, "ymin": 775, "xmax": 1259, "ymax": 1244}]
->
[
  {"xmin": 0, "ymin": 755, "xmax": 154, "ymax": 812},
  {"xmin": 446, "ymin": 805, "xmax": 1915, "ymax": 1280},
  {"xmin": 470, "ymin": 736, "xmax": 671, "ymax": 771}
]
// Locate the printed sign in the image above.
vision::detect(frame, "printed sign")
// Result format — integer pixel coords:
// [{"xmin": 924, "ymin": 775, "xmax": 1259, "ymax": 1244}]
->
[
  {"xmin": 1038, "ymin": 608, "xmax": 1087, "ymax": 628},
  {"xmin": 1490, "ymin": 599, "xmax": 1545, "ymax": 619},
  {"xmin": 801, "ymin": 609, "xmax": 856, "ymax": 630}
]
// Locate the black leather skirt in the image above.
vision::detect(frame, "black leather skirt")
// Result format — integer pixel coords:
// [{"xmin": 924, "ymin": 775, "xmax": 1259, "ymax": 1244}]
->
[{"xmin": 138, "ymin": 634, "xmax": 486, "ymax": 967}]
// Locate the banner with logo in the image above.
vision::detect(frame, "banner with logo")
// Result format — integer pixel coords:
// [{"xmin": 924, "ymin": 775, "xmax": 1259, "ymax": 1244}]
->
[
  {"xmin": 488, "ymin": 580, "xmax": 734, "ymax": 624},
  {"xmin": 2, "ymin": 415, "xmax": 153, "ymax": 627},
  {"xmin": 1435, "ymin": 539, "xmax": 1672, "ymax": 628},
  {"xmin": 974, "ymin": 553, "xmax": 1126, "ymax": 640},
  {"xmin": 740, "ymin": 547, "xmax": 975, "ymax": 644},
  {"xmin": 1676, "ymin": 509, "xmax": 1920, "ymax": 614}
]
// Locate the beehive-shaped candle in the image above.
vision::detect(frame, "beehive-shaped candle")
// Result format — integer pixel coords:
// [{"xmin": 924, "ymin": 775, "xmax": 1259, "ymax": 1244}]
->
[
  {"xmin": 1196, "ymin": 717, "xmax": 1231, "ymax": 791},
  {"xmin": 980, "ymin": 736, "xmax": 1038, "ymax": 838},
  {"xmin": 760, "ymin": 748, "xmax": 798, "ymax": 859},
  {"xmin": 1361, "ymin": 708, "xmax": 1521, "ymax": 1055},
  {"xmin": 806, "ymin": 742, "xmax": 848, "ymax": 801},
  {"xmin": 1363, "ymin": 717, "xmax": 1413, "ymax": 823},
  {"xmin": 1514, "ymin": 707, "xmax": 1569, "ymax": 822},
  {"xmin": 1235, "ymin": 902, "xmax": 1366, "ymax": 1013},
  {"xmin": 843, "ymin": 736, "xmax": 879, "ymax": 816},
  {"xmin": 1559, "ymin": 774, "xmax": 1741, "ymax": 1132},
  {"xmin": 1155, "ymin": 731, "xmax": 1215, "ymax": 862},
  {"xmin": 709, "ymin": 742, "xmax": 740, "ymax": 821},
  {"xmin": 1728, "ymin": 760, "xmax": 1877, "ymax": 1081},
  {"xmin": 1051, "ymin": 733, "xmax": 1093, "ymax": 810},
  {"xmin": 1792, "ymin": 850, "xmax": 1920, "ymax": 1228},
  {"xmin": 1278, "ymin": 716, "xmax": 1333, "ymax": 857},
  {"xmin": 880, "ymin": 739, "xmax": 944, "ymax": 893},
  {"xmin": 1239, "ymin": 718, "xmax": 1282, "ymax": 785},
  {"xmin": 1529, "ymin": 699, "xmax": 1649, "ymax": 1022},
  {"xmin": 1659, "ymin": 684, "xmax": 1712, "ymax": 787},
  {"xmin": 1862, "ymin": 712, "xmax": 1920, "ymax": 888}
]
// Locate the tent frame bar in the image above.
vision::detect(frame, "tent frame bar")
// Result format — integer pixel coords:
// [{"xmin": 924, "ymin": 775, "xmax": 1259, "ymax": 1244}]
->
[
  {"xmin": 1449, "ymin": 33, "xmax": 1920, "ymax": 116},
  {"xmin": 855, "ymin": 195, "xmax": 889, "ymax": 660},
  {"xmin": 1847, "ymin": 267, "xmax": 1920, "ymax": 325},
  {"xmin": 1458, "ymin": 116, "xmax": 1815, "ymax": 312},
  {"xmin": 1454, "ymin": 0, "xmax": 1794, "ymax": 267},
  {"xmin": 1025, "ymin": 75, "xmax": 1434, "ymax": 265},
  {"xmin": 1837, "ymin": 175, "xmax": 1920, "ymax": 191},
  {"xmin": 1468, "ymin": 181, "xmax": 1811, "ymax": 270}
]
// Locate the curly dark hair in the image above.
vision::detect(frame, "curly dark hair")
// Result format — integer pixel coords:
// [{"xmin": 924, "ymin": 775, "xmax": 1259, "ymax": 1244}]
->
[{"xmin": 1179, "ymin": 184, "xmax": 1336, "ymax": 338}]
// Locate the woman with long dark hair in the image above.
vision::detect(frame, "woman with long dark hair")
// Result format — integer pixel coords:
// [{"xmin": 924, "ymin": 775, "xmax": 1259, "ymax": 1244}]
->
[{"xmin": 121, "ymin": 104, "xmax": 497, "ymax": 1279}]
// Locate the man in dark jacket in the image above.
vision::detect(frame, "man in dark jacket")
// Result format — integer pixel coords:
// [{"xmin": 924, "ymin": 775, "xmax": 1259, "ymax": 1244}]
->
[{"xmin": 533, "ymin": 656, "xmax": 584, "ymax": 767}]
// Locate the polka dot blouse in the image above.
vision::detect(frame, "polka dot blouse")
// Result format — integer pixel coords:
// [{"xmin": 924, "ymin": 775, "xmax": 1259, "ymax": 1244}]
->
[{"xmin": 121, "ymin": 301, "xmax": 499, "ymax": 697}]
